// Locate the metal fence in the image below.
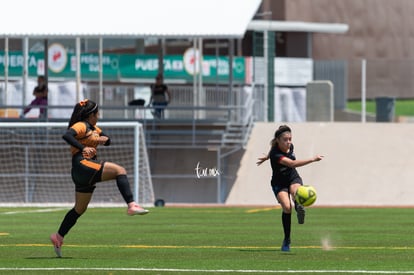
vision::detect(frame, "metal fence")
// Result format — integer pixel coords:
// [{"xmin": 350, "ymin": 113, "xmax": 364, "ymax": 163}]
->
[
  {"xmin": 83, "ymin": 84, "xmax": 254, "ymax": 122},
  {"xmin": 2, "ymin": 58, "xmax": 413, "ymax": 123}
]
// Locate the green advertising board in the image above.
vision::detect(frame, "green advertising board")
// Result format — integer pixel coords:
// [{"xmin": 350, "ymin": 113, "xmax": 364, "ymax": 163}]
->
[{"xmin": 0, "ymin": 51, "xmax": 245, "ymax": 83}]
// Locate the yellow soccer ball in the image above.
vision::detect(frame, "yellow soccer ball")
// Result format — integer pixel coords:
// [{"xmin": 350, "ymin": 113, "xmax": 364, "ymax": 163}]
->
[{"xmin": 295, "ymin": 185, "xmax": 317, "ymax": 207}]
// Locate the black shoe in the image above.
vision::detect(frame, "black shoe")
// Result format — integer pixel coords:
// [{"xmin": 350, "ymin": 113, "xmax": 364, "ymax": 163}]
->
[{"xmin": 295, "ymin": 204, "xmax": 305, "ymax": 224}]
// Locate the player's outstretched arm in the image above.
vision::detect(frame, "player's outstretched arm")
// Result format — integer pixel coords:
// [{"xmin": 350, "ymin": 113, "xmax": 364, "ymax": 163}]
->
[
  {"xmin": 280, "ymin": 155, "xmax": 324, "ymax": 168},
  {"xmin": 256, "ymin": 154, "xmax": 269, "ymax": 166}
]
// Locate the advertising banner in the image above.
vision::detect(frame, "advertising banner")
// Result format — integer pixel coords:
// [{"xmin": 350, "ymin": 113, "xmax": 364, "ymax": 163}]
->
[{"xmin": 0, "ymin": 51, "xmax": 245, "ymax": 84}]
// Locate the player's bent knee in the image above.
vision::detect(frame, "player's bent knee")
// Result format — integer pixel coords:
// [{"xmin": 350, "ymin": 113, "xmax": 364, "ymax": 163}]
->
[{"xmin": 117, "ymin": 166, "xmax": 127, "ymax": 175}]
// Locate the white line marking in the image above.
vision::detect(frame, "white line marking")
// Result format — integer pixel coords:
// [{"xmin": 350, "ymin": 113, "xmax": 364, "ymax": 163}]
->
[
  {"xmin": 0, "ymin": 268, "xmax": 414, "ymax": 274},
  {"xmin": 1, "ymin": 208, "xmax": 67, "ymax": 215}
]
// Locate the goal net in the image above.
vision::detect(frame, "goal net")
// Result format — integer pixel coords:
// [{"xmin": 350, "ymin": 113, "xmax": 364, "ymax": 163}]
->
[{"xmin": 0, "ymin": 121, "xmax": 154, "ymax": 206}]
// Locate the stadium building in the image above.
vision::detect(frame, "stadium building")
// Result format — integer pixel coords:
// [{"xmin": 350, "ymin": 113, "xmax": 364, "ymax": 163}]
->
[{"xmin": 0, "ymin": 0, "xmax": 412, "ymax": 206}]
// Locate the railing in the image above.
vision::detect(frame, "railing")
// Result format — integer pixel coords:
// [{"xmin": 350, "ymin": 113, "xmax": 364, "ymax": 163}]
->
[
  {"xmin": 0, "ymin": 82, "xmax": 256, "ymax": 148},
  {"xmin": 0, "ymin": 103, "xmax": 254, "ymax": 148}
]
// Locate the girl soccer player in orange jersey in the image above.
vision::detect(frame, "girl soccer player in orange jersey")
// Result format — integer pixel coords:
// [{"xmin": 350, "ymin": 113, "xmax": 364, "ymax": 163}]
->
[{"xmin": 50, "ymin": 99, "xmax": 148, "ymax": 257}]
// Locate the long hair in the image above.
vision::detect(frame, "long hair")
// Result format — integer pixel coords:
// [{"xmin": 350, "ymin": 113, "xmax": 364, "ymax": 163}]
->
[
  {"xmin": 68, "ymin": 99, "xmax": 98, "ymax": 128},
  {"xmin": 270, "ymin": 125, "xmax": 291, "ymax": 147}
]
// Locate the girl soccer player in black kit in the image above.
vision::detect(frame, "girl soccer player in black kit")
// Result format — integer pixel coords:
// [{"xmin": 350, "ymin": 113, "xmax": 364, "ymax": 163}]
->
[
  {"xmin": 257, "ymin": 125, "xmax": 323, "ymax": 252},
  {"xmin": 50, "ymin": 99, "xmax": 149, "ymax": 257}
]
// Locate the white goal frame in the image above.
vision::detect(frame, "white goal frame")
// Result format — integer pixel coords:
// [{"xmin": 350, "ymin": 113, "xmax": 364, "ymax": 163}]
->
[{"xmin": 0, "ymin": 121, "xmax": 154, "ymax": 206}]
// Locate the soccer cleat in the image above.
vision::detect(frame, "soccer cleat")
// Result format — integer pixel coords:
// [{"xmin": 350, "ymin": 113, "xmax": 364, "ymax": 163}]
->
[
  {"xmin": 295, "ymin": 204, "xmax": 306, "ymax": 224},
  {"xmin": 281, "ymin": 239, "xmax": 290, "ymax": 252},
  {"xmin": 50, "ymin": 233, "xmax": 64, "ymax": 258},
  {"xmin": 127, "ymin": 204, "xmax": 149, "ymax": 216}
]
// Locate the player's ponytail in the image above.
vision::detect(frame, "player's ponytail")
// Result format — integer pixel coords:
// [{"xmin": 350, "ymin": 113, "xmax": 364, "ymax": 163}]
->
[
  {"xmin": 67, "ymin": 99, "xmax": 98, "ymax": 128},
  {"xmin": 275, "ymin": 125, "xmax": 291, "ymax": 139}
]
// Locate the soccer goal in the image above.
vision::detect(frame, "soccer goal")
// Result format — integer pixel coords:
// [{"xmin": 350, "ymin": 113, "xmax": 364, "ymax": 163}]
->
[{"xmin": 0, "ymin": 121, "xmax": 154, "ymax": 206}]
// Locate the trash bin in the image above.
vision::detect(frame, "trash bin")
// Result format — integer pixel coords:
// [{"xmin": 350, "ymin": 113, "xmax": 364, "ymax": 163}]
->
[{"xmin": 375, "ymin": 97, "xmax": 395, "ymax": 122}]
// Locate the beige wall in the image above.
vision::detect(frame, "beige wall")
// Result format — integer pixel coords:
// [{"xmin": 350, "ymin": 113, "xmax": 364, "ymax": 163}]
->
[
  {"xmin": 149, "ymin": 147, "xmax": 242, "ymax": 203},
  {"xmin": 226, "ymin": 122, "xmax": 414, "ymax": 206}
]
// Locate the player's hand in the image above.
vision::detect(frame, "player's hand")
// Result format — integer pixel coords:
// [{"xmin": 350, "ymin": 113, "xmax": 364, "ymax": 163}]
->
[
  {"xmin": 256, "ymin": 154, "xmax": 269, "ymax": 166},
  {"xmin": 98, "ymin": 136, "xmax": 109, "ymax": 145},
  {"xmin": 82, "ymin": 147, "xmax": 96, "ymax": 159},
  {"xmin": 313, "ymin": 155, "xmax": 324, "ymax": 162}
]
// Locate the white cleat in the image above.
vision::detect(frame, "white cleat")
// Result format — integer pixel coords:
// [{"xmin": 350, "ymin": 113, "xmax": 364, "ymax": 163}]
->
[
  {"xmin": 127, "ymin": 204, "xmax": 149, "ymax": 216},
  {"xmin": 50, "ymin": 233, "xmax": 63, "ymax": 258}
]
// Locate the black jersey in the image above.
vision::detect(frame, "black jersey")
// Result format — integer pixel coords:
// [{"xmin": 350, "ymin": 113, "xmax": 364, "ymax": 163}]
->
[
  {"xmin": 33, "ymin": 85, "xmax": 48, "ymax": 99},
  {"xmin": 269, "ymin": 144, "xmax": 302, "ymax": 186},
  {"xmin": 150, "ymin": 84, "xmax": 168, "ymax": 103}
]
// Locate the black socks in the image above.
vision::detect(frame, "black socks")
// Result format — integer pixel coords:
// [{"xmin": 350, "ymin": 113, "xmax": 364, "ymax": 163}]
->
[
  {"xmin": 57, "ymin": 175, "xmax": 133, "ymax": 238},
  {"xmin": 116, "ymin": 175, "xmax": 134, "ymax": 204},
  {"xmin": 58, "ymin": 208, "xmax": 81, "ymax": 237},
  {"xmin": 282, "ymin": 212, "xmax": 291, "ymax": 241}
]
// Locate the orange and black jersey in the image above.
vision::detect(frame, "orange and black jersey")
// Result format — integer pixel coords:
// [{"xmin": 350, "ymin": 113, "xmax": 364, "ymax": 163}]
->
[{"xmin": 62, "ymin": 121, "xmax": 110, "ymax": 156}]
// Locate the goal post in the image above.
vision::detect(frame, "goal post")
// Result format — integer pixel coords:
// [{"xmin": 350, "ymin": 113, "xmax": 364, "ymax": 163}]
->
[{"xmin": 0, "ymin": 121, "xmax": 154, "ymax": 206}]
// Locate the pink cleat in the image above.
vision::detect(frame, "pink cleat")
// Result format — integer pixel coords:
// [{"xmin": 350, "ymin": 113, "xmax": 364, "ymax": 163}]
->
[
  {"xmin": 127, "ymin": 203, "xmax": 149, "ymax": 216},
  {"xmin": 50, "ymin": 233, "xmax": 64, "ymax": 258}
]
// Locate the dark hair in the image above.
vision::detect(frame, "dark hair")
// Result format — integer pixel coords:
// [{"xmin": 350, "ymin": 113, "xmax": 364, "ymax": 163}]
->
[
  {"xmin": 68, "ymin": 99, "xmax": 98, "ymax": 128},
  {"xmin": 270, "ymin": 125, "xmax": 291, "ymax": 147}
]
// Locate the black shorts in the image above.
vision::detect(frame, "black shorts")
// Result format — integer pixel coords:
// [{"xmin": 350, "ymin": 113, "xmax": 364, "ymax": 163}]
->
[
  {"xmin": 271, "ymin": 176, "xmax": 303, "ymax": 200},
  {"xmin": 71, "ymin": 153, "xmax": 105, "ymax": 193}
]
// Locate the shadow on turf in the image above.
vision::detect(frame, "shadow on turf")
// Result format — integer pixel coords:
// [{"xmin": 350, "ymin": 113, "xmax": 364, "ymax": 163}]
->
[
  {"xmin": 238, "ymin": 249, "xmax": 296, "ymax": 255},
  {"xmin": 25, "ymin": 256, "xmax": 74, "ymax": 259}
]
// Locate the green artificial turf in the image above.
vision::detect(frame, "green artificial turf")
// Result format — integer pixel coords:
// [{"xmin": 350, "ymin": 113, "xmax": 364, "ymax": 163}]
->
[
  {"xmin": 0, "ymin": 206, "xmax": 414, "ymax": 274},
  {"xmin": 347, "ymin": 99, "xmax": 414, "ymax": 117}
]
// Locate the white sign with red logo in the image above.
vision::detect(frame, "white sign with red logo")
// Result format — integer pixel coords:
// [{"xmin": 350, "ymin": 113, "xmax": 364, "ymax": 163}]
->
[
  {"xmin": 183, "ymin": 48, "xmax": 210, "ymax": 76},
  {"xmin": 48, "ymin": 43, "xmax": 67, "ymax": 73}
]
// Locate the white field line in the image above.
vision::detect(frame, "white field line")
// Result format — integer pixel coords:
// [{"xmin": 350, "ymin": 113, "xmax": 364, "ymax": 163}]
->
[
  {"xmin": 0, "ymin": 208, "xmax": 67, "ymax": 215},
  {"xmin": 0, "ymin": 268, "xmax": 414, "ymax": 273}
]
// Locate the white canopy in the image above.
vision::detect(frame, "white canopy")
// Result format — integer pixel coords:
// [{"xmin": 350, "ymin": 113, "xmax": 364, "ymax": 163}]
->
[{"xmin": 2, "ymin": 0, "xmax": 261, "ymax": 38}]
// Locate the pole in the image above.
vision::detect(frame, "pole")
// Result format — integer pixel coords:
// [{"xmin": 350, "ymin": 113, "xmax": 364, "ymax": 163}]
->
[
  {"xmin": 193, "ymin": 38, "xmax": 197, "ymax": 118},
  {"xmin": 76, "ymin": 37, "xmax": 81, "ymax": 103},
  {"xmin": 133, "ymin": 123, "xmax": 140, "ymax": 202},
  {"xmin": 43, "ymin": 39, "xmax": 49, "ymax": 119},
  {"xmin": 198, "ymin": 37, "xmax": 204, "ymax": 119},
  {"xmin": 4, "ymin": 38, "xmax": 8, "ymax": 117},
  {"xmin": 216, "ymin": 147, "xmax": 221, "ymax": 203},
  {"xmin": 99, "ymin": 37, "xmax": 103, "ymax": 118},
  {"xmin": 361, "ymin": 59, "xmax": 366, "ymax": 123},
  {"xmin": 23, "ymin": 37, "xmax": 29, "ymax": 112},
  {"xmin": 263, "ymin": 31, "xmax": 268, "ymax": 122}
]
